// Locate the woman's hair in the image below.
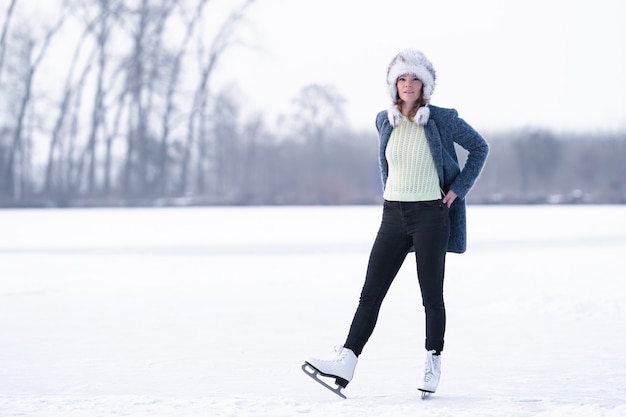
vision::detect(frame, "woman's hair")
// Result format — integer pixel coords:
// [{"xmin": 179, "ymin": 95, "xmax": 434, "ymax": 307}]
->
[{"xmin": 393, "ymin": 84, "xmax": 427, "ymax": 122}]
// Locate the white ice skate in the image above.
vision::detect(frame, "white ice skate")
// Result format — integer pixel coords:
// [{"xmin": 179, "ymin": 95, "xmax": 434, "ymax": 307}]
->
[
  {"xmin": 302, "ymin": 346, "xmax": 357, "ymax": 399},
  {"xmin": 418, "ymin": 350, "xmax": 441, "ymax": 399}
]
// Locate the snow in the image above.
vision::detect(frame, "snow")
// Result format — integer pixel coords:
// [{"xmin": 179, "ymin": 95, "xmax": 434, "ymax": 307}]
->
[{"xmin": 1, "ymin": 205, "xmax": 625, "ymax": 416}]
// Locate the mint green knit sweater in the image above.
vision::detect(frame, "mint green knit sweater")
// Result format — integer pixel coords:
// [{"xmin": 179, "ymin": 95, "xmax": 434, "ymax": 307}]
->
[{"xmin": 383, "ymin": 117, "xmax": 441, "ymax": 202}]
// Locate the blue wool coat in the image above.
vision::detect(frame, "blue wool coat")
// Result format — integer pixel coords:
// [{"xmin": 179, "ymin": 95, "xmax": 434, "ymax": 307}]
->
[{"xmin": 376, "ymin": 105, "xmax": 489, "ymax": 254}]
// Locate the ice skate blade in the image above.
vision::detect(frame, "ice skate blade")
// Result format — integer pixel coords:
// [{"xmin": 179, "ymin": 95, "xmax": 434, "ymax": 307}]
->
[
  {"xmin": 301, "ymin": 362, "xmax": 347, "ymax": 399},
  {"xmin": 418, "ymin": 389, "xmax": 434, "ymax": 400}
]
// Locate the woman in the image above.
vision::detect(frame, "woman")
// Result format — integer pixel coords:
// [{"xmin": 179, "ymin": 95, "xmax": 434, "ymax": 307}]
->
[{"xmin": 303, "ymin": 49, "xmax": 489, "ymax": 398}]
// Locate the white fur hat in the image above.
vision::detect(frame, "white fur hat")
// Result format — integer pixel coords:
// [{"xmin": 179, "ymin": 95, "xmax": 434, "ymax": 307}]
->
[{"xmin": 386, "ymin": 49, "xmax": 436, "ymax": 126}]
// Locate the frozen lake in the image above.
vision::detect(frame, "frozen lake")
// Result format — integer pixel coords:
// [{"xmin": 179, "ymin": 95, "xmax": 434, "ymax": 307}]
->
[{"xmin": 1, "ymin": 205, "xmax": 625, "ymax": 416}]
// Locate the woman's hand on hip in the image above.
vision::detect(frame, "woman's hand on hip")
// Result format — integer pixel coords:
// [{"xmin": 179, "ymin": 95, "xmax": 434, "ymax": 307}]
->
[{"xmin": 442, "ymin": 190, "xmax": 457, "ymax": 208}]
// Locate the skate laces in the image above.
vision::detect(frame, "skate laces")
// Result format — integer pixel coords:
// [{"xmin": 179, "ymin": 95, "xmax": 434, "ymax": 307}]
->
[
  {"xmin": 329, "ymin": 345, "xmax": 347, "ymax": 361},
  {"xmin": 424, "ymin": 364, "xmax": 433, "ymax": 382},
  {"xmin": 312, "ymin": 345, "xmax": 346, "ymax": 363},
  {"xmin": 423, "ymin": 353, "xmax": 435, "ymax": 382}
]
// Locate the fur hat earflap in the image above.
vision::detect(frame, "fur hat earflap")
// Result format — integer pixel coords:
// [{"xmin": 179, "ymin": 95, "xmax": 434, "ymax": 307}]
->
[
  {"xmin": 386, "ymin": 49, "xmax": 436, "ymax": 126},
  {"xmin": 387, "ymin": 105, "xmax": 430, "ymax": 127}
]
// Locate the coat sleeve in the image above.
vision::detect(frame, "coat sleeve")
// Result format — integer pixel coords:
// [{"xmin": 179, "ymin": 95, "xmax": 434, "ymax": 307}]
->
[
  {"xmin": 447, "ymin": 111, "xmax": 489, "ymax": 199},
  {"xmin": 376, "ymin": 111, "xmax": 391, "ymax": 189}
]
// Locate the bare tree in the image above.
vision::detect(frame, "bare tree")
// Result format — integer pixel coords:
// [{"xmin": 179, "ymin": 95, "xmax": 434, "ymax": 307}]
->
[
  {"xmin": 288, "ymin": 83, "xmax": 347, "ymax": 145},
  {"xmin": 280, "ymin": 83, "xmax": 348, "ymax": 203},
  {"xmin": 0, "ymin": 0, "xmax": 18, "ymax": 85},
  {"xmin": 514, "ymin": 129, "xmax": 562, "ymax": 201},
  {"xmin": 43, "ymin": 6, "xmax": 101, "ymax": 202},
  {"xmin": 4, "ymin": 15, "xmax": 65, "ymax": 203},
  {"xmin": 205, "ymin": 91, "xmax": 239, "ymax": 199},
  {"xmin": 80, "ymin": 0, "xmax": 116, "ymax": 196},
  {"xmin": 607, "ymin": 134, "xmax": 626, "ymax": 203},
  {"xmin": 44, "ymin": 44, "xmax": 96, "ymax": 202},
  {"xmin": 156, "ymin": 0, "xmax": 208, "ymax": 199},
  {"xmin": 120, "ymin": 0, "xmax": 171, "ymax": 197},
  {"xmin": 179, "ymin": 0, "xmax": 256, "ymax": 196},
  {"xmin": 0, "ymin": 0, "xmax": 18, "ymax": 200}
]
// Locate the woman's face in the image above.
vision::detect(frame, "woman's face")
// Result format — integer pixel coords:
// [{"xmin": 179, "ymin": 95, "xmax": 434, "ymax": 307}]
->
[{"xmin": 396, "ymin": 74, "xmax": 423, "ymax": 105}]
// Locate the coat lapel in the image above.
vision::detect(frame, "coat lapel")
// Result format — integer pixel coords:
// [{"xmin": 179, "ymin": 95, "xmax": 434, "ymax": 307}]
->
[{"xmin": 424, "ymin": 119, "xmax": 444, "ymax": 186}]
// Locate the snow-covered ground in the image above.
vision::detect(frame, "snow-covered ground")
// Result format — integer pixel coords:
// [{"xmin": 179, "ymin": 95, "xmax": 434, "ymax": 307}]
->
[{"xmin": 1, "ymin": 205, "xmax": 625, "ymax": 417}]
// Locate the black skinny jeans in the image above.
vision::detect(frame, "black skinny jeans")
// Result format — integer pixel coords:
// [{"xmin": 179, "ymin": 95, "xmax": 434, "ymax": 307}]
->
[{"xmin": 344, "ymin": 199, "xmax": 450, "ymax": 355}]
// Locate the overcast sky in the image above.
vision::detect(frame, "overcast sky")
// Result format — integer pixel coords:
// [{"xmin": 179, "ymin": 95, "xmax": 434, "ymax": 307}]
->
[
  {"xmin": 12, "ymin": 0, "xmax": 626, "ymax": 134},
  {"xmin": 220, "ymin": 0, "xmax": 626, "ymax": 133}
]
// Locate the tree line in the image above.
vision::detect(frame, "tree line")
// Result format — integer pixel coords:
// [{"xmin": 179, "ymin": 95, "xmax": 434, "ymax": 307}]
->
[{"xmin": 1, "ymin": 0, "xmax": 624, "ymax": 208}]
